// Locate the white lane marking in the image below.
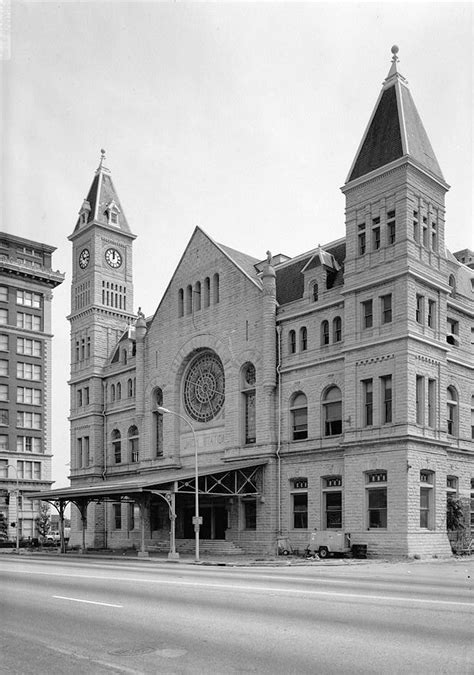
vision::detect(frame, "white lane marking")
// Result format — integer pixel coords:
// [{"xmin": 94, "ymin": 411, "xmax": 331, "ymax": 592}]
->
[
  {"xmin": 3, "ymin": 567, "xmax": 472, "ymax": 609},
  {"xmin": 53, "ymin": 595, "xmax": 123, "ymax": 608}
]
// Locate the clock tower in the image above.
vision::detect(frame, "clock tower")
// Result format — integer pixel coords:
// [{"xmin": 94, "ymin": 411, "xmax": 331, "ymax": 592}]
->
[{"xmin": 68, "ymin": 151, "xmax": 136, "ymax": 491}]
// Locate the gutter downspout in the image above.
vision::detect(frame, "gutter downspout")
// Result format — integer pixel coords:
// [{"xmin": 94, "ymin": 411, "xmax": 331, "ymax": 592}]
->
[
  {"xmin": 102, "ymin": 381, "xmax": 108, "ymax": 549},
  {"xmin": 276, "ymin": 324, "xmax": 282, "ymax": 538}
]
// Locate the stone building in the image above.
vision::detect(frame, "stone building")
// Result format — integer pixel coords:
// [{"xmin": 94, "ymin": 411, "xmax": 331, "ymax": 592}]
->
[
  {"xmin": 0, "ymin": 233, "xmax": 64, "ymax": 540},
  {"xmin": 37, "ymin": 49, "xmax": 473, "ymax": 558}
]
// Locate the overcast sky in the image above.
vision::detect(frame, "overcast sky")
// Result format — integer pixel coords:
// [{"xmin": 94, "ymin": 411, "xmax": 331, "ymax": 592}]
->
[{"xmin": 3, "ymin": 1, "xmax": 473, "ymax": 487}]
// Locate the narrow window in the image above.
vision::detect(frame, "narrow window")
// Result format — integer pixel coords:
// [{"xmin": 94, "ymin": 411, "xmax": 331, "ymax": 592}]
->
[
  {"xmin": 323, "ymin": 476, "xmax": 342, "ymax": 529},
  {"xmin": 381, "ymin": 294, "xmax": 392, "ymax": 324},
  {"xmin": 428, "ymin": 379, "xmax": 436, "ymax": 428},
  {"xmin": 242, "ymin": 363, "xmax": 256, "ymax": 445},
  {"xmin": 363, "ymin": 379, "xmax": 373, "ymax": 426},
  {"xmin": 186, "ymin": 285, "xmax": 193, "ymax": 315},
  {"xmin": 194, "ymin": 281, "xmax": 201, "ymax": 311},
  {"xmin": 204, "ymin": 277, "xmax": 211, "ymax": 307},
  {"xmin": 420, "ymin": 471, "xmax": 434, "ymax": 529},
  {"xmin": 413, "ymin": 211, "xmax": 419, "ymax": 242},
  {"xmin": 213, "ymin": 273, "xmax": 220, "ymax": 304},
  {"xmin": 372, "ymin": 218, "xmax": 381, "ymax": 250},
  {"xmin": 300, "ymin": 327, "xmax": 307, "ymax": 351},
  {"xmin": 128, "ymin": 426, "xmax": 139, "ymax": 463},
  {"xmin": 113, "ymin": 503, "xmax": 122, "ymax": 530},
  {"xmin": 112, "ymin": 430, "xmax": 121, "ymax": 464},
  {"xmin": 366, "ymin": 471, "xmax": 387, "ymax": 528},
  {"xmin": 290, "ymin": 393, "xmax": 308, "ymax": 441},
  {"xmin": 381, "ymin": 375, "xmax": 392, "ymax": 424},
  {"xmin": 358, "ymin": 232, "xmax": 366, "ymax": 256},
  {"xmin": 416, "ymin": 375, "xmax": 424, "ymax": 425},
  {"xmin": 323, "ymin": 386, "xmax": 342, "ymax": 436},
  {"xmin": 178, "ymin": 288, "xmax": 184, "ymax": 317},
  {"xmin": 362, "ymin": 300, "xmax": 373, "ymax": 329},
  {"xmin": 312, "ymin": 283, "xmax": 319, "ymax": 302},
  {"xmin": 387, "ymin": 210, "xmax": 396, "ymax": 245},
  {"xmin": 333, "ymin": 317, "xmax": 342, "ymax": 342},
  {"xmin": 427, "ymin": 300, "xmax": 435, "ymax": 328},
  {"xmin": 416, "ymin": 295, "xmax": 424, "ymax": 324},
  {"xmin": 447, "ymin": 387, "xmax": 458, "ymax": 436},
  {"xmin": 291, "ymin": 479, "xmax": 308, "ymax": 529},
  {"xmin": 153, "ymin": 388, "xmax": 164, "ymax": 457},
  {"xmin": 289, "ymin": 330, "xmax": 296, "ymax": 354},
  {"xmin": 244, "ymin": 500, "xmax": 257, "ymax": 530},
  {"xmin": 321, "ymin": 320, "xmax": 329, "ymax": 346}
]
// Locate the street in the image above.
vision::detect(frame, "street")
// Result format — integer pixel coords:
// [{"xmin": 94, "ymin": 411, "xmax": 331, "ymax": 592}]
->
[{"xmin": 0, "ymin": 556, "xmax": 473, "ymax": 674}]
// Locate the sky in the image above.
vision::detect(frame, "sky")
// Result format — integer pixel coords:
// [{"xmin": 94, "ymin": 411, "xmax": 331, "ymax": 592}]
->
[{"xmin": 2, "ymin": 1, "xmax": 473, "ymax": 488}]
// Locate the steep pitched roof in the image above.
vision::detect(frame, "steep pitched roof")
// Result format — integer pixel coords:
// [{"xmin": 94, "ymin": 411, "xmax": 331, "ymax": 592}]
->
[
  {"xmin": 347, "ymin": 47, "xmax": 444, "ymax": 183},
  {"xmin": 71, "ymin": 151, "xmax": 135, "ymax": 238},
  {"xmin": 275, "ymin": 239, "xmax": 345, "ymax": 305}
]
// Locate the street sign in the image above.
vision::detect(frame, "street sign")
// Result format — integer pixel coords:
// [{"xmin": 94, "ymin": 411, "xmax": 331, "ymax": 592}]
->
[{"xmin": 192, "ymin": 516, "xmax": 203, "ymax": 526}]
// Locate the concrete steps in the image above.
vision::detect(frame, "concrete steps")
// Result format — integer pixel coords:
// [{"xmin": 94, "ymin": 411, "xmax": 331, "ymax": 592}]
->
[{"xmin": 148, "ymin": 539, "xmax": 245, "ymax": 555}]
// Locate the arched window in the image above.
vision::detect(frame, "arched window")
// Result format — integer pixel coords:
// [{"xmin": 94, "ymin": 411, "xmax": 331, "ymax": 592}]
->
[
  {"xmin": 323, "ymin": 386, "xmax": 342, "ymax": 436},
  {"xmin": 194, "ymin": 281, "xmax": 201, "ymax": 311},
  {"xmin": 312, "ymin": 283, "xmax": 319, "ymax": 302},
  {"xmin": 290, "ymin": 392, "xmax": 308, "ymax": 441},
  {"xmin": 178, "ymin": 288, "xmax": 184, "ymax": 317},
  {"xmin": 116, "ymin": 382, "xmax": 121, "ymax": 401},
  {"xmin": 333, "ymin": 317, "xmax": 342, "ymax": 343},
  {"xmin": 127, "ymin": 379, "xmax": 133, "ymax": 398},
  {"xmin": 289, "ymin": 330, "xmax": 296, "ymax": 354},
  {"xmin": 321, "ymin": 320, "xmax": 329, "ymax": 346},
  {"xmin": 448, "ymin": 274, "xmax": 456, "ymax": 297},
  {"xmin": 111, "ymin": 384, "xmax": 116, "ymax": 402},
  {"xmin": 153, "ymin": 388, "xmax": 163, "ymax": 457},
  {"xmin": 112, "ymin": 429, "xmax": 121, "ymax": 464},
  {"xmin": 241, "ymin": 362, "xmax": 256, "ymax": 445},
  {"xmin": 123, "ymin": 349, "xmax": 128, "ymax": 365},
  {"xmin": 186, "ymin": 285, "xmax": 193, "ymax": 314},
  {"xmin": 128, "ymin": 425, "xmax": 139, "ymax": 463},
  {"xmin": 213, "ymin": 273, "xmax": 220, "ymax": 304},
  {"xmin": 204, "ymin": 277, "xmax": 210, "ymax": 308},
  {"xmin": 300, "ymin": 327, "xmax": 307, "ymax": 351},
  {"xmin": 447, "ymin": 387, "xmax": 458, "ymax": 436}
]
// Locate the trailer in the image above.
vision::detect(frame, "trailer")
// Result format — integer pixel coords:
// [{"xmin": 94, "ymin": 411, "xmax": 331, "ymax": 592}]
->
[{"xmin": 306, "ymin": 530, "xmax": 351, "ymax": 558}]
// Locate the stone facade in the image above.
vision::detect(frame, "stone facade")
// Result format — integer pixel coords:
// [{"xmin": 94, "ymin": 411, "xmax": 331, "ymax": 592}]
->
[{"xmin": 64, "ymin": 53, "xmax": 473, "ymax": 558}]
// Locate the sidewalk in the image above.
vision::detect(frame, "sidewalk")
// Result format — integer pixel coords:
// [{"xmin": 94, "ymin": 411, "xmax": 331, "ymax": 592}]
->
[{"xmin": 1, "ymin": 546, "xmax": 369, "ymax": 567}]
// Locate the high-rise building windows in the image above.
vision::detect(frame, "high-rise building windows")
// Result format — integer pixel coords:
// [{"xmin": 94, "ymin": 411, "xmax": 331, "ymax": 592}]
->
[
  {"xmin": 428, "ymin": 379, "xmax": 436, "ymax": 428},
  {"xmin": 416, "ymin": 295, "xmax": 424, "ymax": 324},
  {"xmin": 333, "ymin": 317, "xmax": 342, "ymax": 342},
  {"xmin": 427, "ymin": 300, "xmax": 436, "ymax": 328},
  {"xmin": 362, "ymin": 379, "xmax": 373, "ymax": 426},
  {"xmin": 447, "ymin": 387, "xmax": 458, "ymax": 436},
  {"xmin": 0, "ymin": 334, "xmax": 8, "ymax": 351},
  {"xmin": 16, "ymin": 290, "xmax": 41, "ymax": 308},
  {"xmin": 323, "ymin": 386, "xmax": 342, "ymax": 436},
  {"xmin": 112, "ymin": 430, "xmax": 121, "ymax": 464},
  {"xmin": 128, "ymin": 426, "xmax": 139, "ymax": 463},
  {"xmin": 16, "ymin": 313, "xmax": 41, "ymax": 331},
  {"xmin": 416, "ymin": 375, "xmax": 424, "ymax": 425},
  {"xmin": 321, "ymin": 321, "xmax": 330, "ymax": 346},
  {"xmin": 17, "ymin": 363, "xmax": 41, "ymax": 381}
]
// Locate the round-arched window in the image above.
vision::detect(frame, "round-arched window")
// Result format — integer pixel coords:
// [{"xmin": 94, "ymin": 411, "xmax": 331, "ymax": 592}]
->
[{"xmin": 183, "ymin": 351, "xmax": 225, "ymax": 422}]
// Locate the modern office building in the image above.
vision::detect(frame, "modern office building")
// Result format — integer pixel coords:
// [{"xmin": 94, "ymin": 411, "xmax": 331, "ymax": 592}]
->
[
  {"xmin": 37, "ymin": 48, "xmax": 473, "ymax": 558},
  {"xmin": 0, "ymin": 234, "xmax": 64, "ymax": 541}
]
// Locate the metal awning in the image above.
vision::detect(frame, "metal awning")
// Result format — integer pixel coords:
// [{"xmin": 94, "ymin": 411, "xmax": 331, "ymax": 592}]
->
[{"xmin": 30, "ymin": 459, "xmax": 267, "ymax": 501}]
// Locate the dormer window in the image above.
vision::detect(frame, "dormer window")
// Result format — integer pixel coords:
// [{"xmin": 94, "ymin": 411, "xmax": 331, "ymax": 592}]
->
[{"xmin": 105, "ymin": 200, "xmax": 121, "ymax": 227}]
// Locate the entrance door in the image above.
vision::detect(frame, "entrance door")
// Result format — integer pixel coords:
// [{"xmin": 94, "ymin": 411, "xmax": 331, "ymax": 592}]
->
[{"xmin": 182, "ymin": 503, "xmax": 227, "ymax": 539}]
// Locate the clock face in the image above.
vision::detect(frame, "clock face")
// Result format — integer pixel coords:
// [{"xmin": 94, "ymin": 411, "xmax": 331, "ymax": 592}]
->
[
  {"xmin": 105, "ymin": 248, "xmax": 122, "ymax": 269},
  {"xmin": 79, "ymin": 248, "xmax": 90, "ymax": 269}
]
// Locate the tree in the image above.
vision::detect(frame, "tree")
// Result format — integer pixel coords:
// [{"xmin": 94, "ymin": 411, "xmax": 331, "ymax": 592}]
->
[
  {"xmin": 35, "ymin": 503, "xmax": 51, "ymax": 540},
  {"xmin": 0, "ymin": 512, "xmax": 7, "ymax": 540}
]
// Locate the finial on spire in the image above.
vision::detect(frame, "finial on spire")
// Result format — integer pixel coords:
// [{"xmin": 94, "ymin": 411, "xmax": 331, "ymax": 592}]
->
[
  {"xmin": 266, "ymin": 250, "xmax": 272, "ymax": 264},
  {"xmin": 99, "ymin": 148, "xmax": 106, "ymax": 168},
  {"xmin": 391, "ymin": 45, "xmax": 399, "ymax": 62}
]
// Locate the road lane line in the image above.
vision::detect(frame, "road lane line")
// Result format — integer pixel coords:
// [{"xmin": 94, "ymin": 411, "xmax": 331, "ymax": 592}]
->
[
  {"xmin": 53, "ymin": 595, "xmax": 123, "ymax": 607},
  {"xmin": 3, "ymin": 567, "xmax": 472, "ymax": 608}
]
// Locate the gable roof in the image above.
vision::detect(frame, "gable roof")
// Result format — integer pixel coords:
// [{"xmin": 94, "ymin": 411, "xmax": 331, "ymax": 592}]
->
[{"xmin": 347, "ymin": 48, "xmax": 444, "ymax": 184}]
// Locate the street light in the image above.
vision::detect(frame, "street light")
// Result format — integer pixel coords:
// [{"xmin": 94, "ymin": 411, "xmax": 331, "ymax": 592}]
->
[
  {"xmin": 157, "ymin": 406, "xmax": 200, "ymax": 562},
  {"xmin": 6, "ymin": 465, "xmax": 20, "ymax": 554}
]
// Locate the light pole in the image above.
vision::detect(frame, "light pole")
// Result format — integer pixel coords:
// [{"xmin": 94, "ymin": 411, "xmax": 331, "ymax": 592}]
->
[
  {"xmin": 157, "ymin": 406, "xmax": 200, "ymax": 562},
  {"xmin": 6, "ymin": 465, "xmax": 20, "ymax": 553}
]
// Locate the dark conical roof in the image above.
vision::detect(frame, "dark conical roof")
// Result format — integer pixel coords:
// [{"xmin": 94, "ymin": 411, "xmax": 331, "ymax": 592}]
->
[
  {"xmin": 71, "ymin": 150, "xmax": 135, "ymax": 238},
  {"xmin": 347, "ymin": 47, "xmax": 444, "ymax": 183}
]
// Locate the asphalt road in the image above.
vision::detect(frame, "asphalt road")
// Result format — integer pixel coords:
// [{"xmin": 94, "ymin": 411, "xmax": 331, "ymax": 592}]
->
[{"xmin": 0, "ymin": 556, "xmax": 473, "ymax": 674}]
